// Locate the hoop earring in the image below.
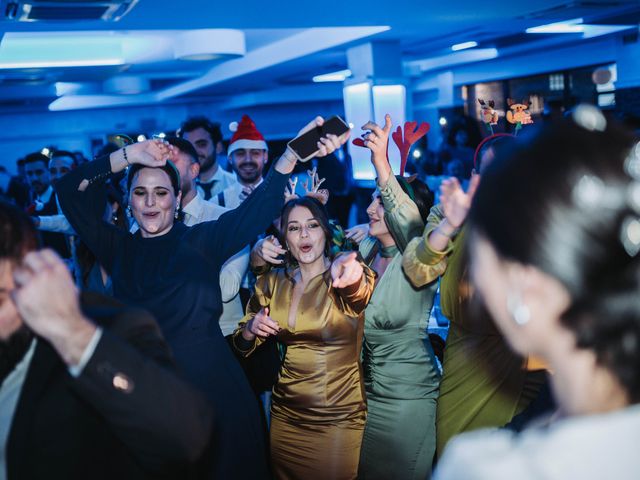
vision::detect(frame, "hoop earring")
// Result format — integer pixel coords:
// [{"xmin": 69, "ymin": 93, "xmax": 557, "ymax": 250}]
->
[{"xmin": 507, "ymin": 291, "xmax": 530, "ymax": 326}]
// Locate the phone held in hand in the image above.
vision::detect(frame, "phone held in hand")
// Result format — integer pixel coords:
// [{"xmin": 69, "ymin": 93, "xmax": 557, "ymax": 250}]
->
[{"xmin": 287, "ymin": 116, "xmax": 350, "ymax": 162}]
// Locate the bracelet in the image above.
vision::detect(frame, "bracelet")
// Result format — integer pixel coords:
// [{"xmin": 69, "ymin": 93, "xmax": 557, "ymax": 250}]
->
[{"xmin": 123, "ymin": 147, "xmax": 130, "ymax": 166}]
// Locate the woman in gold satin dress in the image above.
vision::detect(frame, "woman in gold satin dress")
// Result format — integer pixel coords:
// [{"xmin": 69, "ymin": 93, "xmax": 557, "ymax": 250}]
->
[{"xmin": 233, "ymin": 196, "xmax": 375, "ymax": 480}]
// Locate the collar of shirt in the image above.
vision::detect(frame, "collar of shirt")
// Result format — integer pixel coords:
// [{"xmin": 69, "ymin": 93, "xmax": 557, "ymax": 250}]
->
[{"xmin": 182, "ymin": 191, "xmax": 229, "ymax": 226}]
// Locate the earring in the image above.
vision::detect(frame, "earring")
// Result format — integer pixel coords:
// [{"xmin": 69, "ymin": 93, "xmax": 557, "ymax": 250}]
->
[
  {"xmin": 174, "ymin": 209, "xmax": 179, "ymax": 219},
  {"xmin": 507, "ymin": 291, "xmax": 530, "ymax": 326},
  {"xmin": 126, "ymin": 206, "xmax": 132, "ymax": 217}
]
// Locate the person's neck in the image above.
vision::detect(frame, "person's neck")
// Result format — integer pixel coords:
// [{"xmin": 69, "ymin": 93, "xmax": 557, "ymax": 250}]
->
[
  {"xmin": 297, "ymin": 256, "xmax": 330, "ymax": 284},
  {"xmin": 37, "ymin": 185, "xmax": 52, "ymax": 200},
  {"xmin": 238, "ymin": 176, "xmax": 263, "ymax": 189},
  {"xmin": 199, "ymin": 162, "xmax": 219, "ymax": 183},
  {"xmin": 181, "ymin": 187, "xmax": 197, "ymax": 207},
  {"xmin": 375, "ymin": 232, "xmax": 396, "ymax": 248},
  {"xmin": 139, "ymin": 223, "xmax": 173, "ymax": 239},
  {"xmin": 546, "ymin": 330, "xmax": 629, "ymax": 416}
]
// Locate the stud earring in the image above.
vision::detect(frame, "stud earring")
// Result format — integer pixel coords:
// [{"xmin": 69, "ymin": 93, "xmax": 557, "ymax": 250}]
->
[{"xmin": 507, "ymin": 291, "xmax": 530, "ymax": 326}]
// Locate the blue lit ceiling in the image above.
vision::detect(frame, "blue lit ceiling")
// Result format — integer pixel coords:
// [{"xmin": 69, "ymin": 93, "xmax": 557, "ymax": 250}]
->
[{"xmin": 0, "ymin": 0, "xmax": 637, "ymax": 113}]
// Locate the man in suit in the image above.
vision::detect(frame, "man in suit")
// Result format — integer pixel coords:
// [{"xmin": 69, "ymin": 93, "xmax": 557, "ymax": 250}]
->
[
  {"xmin": 23, "ymin": 152, "xmax": 71, "ymax": 258},
  {"xmin": 0, "ymin": 200, "xmax": 213, "ymax": 479}
]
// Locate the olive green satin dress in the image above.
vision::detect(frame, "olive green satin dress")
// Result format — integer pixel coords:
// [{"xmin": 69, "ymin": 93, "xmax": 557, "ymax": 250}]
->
[
  {"xmin": 234, "ymin": 263, "xmax": 375, "ymax": 480},
  {"xmin": 402, "ymin": 205, "xmax": 544, "ymax": 458},
  {"xmin": 358, "ymin": 175, "xmax": 441, "ymax": 480}
]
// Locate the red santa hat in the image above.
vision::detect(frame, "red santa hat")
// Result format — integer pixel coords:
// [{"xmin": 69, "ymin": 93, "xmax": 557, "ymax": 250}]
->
[{"xmin": 227, "ymin": 115, "xmax": 268, "ymax": 155}]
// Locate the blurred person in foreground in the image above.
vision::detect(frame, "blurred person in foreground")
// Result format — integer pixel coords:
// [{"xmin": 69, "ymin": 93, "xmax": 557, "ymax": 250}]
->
[
  {"xmin": 0, "ymin": 201, "xmax": 212, "ymax": 479},
  {"xmin": 436, "ymin": 107, "xmax": 640, "ymax": 479}
]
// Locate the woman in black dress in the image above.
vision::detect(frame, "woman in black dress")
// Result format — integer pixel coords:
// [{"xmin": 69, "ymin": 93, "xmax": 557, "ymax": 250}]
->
[{"xmin": 56, "ymin": 117, "xmax": 348, "ymax": 479}]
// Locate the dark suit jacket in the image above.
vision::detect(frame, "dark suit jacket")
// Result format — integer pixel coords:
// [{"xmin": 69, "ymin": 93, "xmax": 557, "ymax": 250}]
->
[
  {"xmin": 27, "ymin": 191, "xmax": 71, "ymax": 259},
  {"xmin": 6, "ymin": 293, "xmax": 214, "ymax": 480}
]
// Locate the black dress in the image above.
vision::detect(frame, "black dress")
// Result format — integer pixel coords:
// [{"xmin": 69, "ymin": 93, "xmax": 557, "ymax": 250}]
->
[{"xmin": 57, "ymin": 156, "xmax": 289, "ymax": 479}]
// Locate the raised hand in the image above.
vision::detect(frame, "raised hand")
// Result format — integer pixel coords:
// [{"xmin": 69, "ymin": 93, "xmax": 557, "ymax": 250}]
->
[
  {"xmin": 243, "ymin": 307, "xmax": 281, "ymax": 340},
  {"xmin": 11, "ymin": 249, "xmax": 97, "ymax": 366},
  {"xmin": 440, "ymin": 174, "xmax": 480, "ymax": 229},
  {"xmin": 362, "ymin": 115, "xmax": 392, "ymax": 164},
  {"xmin": 330, "ymin": 252, "xmax": 364, "ymax": 289},
  {"xmin": 284, "ymin": 177, "xmax": 299, "ymax": 202},
  {"xmin": 253, "ymin": 235, "xmax": 287, "ymax": 265},
  {"xmin": 290, "ymin": 116, "xmax": 351, "ymax": 160},
  {"xmin": 345, "ymin": 223, "xmax": 369, "ymax": 244},
  {"xmin": 126, "ymin": 139, "xmax": 176, "ymax": 168}
]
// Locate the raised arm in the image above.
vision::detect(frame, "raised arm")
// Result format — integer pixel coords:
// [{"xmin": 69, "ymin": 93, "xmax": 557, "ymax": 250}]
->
[
  {"xmin": 55, "ymin": 140, "xmax": 175, "ymax": 271},
  {"xmin": 191, "ymin": 116, "xmax": 350, "ymax": 263},
  {"xmin": 402, "ymin": 204, "xmax": 453, "ymax": 287},
  {"xmin": 330, "ymin": 252, "xmax": 376, "ymax": 316},
  {"xmin": 55, "ymin": 155, "xmax": 123, "ymax": 271},
  {"xmin": 361, "ymin": 115, "xmax": 423, "ymax": 250}
]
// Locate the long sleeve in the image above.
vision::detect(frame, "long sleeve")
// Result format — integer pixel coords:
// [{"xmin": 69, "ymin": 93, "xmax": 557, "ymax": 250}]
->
[
  {"xmin": 188, "ymin": 168, "xmax": 290, "ymax": 265},
  {"xmin": 231, "ymin": 270, "xmax": 277, "ymax": 357},
  {"xmin": 220, "ymin": 246, "xmax": 250, "ymax": 303},
  {"xmin": 402, "ymin": 203, "xmax": 453, "ymax": 287},
  {"xmin": 378, "ymin": 174, "xmax": 424, "ymax": 251},
  {"xmin": 72, "ymin": 301, "xmax": 213, "ymax": 472},
  {"xmin": 331, "ymin": 259, "xmax": 376, "ymax": 317},
  {"xmin": 55, "ymin": 156, "xmax": 126, "ymax": 272}
]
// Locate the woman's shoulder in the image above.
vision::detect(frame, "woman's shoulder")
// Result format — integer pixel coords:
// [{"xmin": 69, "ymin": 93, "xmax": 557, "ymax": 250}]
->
[{"xmin": 436, "ymin": 406, "xmax": 640, "ymax": 480}]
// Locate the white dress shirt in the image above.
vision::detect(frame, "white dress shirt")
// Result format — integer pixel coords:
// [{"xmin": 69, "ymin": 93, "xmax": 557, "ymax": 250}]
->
[
  {"xmin": 212, "ymin": 178, "xmax": 264, "ymax": 210},
  {"xmin": 196, "ymin": 167, "xmax": 236, "ymax": 201}
]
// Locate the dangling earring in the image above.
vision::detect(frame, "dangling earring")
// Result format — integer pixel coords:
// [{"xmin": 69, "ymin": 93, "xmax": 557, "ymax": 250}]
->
[
  {"xmin": 174, "ymin": 208, "xmax": 179, "ymax": 219},
  {"xmin": 507, "ymin": 291, "xmax": 530, "ymax": 326},
  {"xmin": 126, "ymin": 206, "xmax": 132, "ymax": 217}
]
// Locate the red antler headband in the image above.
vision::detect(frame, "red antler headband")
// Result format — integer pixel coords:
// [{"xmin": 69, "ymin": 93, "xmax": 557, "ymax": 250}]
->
[
  {"xmin": 352, "ymin": 120, "xmax": 430, "ymax": 176},
  {"xmin": 473, "ymin": 133, "xmax": 514, "ymax": 169}
]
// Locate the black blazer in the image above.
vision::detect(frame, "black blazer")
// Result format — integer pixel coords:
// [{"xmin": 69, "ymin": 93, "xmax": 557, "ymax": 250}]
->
[{"xmin": 6, "ymin": 293, "xmax": 214, "ymax": 480}]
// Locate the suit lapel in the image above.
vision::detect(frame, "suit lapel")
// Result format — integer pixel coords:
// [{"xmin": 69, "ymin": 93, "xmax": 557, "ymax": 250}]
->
[{"xmin": 7, "ymin": 339, "xmax": 62, "ymax": 479}]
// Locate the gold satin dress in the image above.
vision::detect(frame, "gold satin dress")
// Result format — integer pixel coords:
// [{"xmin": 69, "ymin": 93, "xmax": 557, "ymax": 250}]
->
[{"xmin": 233, "ymin": 264, "xmax": 375, "ymax": 480}]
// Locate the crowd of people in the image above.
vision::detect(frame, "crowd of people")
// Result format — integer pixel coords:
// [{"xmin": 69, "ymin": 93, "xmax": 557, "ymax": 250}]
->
[{"xmin": 0, "ymin": 103, "xmax": 639, "ymax": 480}]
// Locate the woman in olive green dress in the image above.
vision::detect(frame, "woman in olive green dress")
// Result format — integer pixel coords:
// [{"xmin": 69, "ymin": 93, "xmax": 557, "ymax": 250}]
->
[
  {"xmin": 357, "ymin": 116, "xmax": 442, "ymax": 480},
  {"xmin": 401, "ymin": 135, "xmax": 546, "ymax": 458}
]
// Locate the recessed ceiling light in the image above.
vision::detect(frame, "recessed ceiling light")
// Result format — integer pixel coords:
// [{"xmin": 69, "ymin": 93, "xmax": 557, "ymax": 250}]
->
[
  {"xmin": 312, "ymin": 69, "xmax": 352, "ymax": 83},
  {"xmin": 451, "ymin": 41, "xmax": 478, "ymax": 51},
  {"xmin": 526, "ymin": 18, "xmax": 584, "ymax": 34}
]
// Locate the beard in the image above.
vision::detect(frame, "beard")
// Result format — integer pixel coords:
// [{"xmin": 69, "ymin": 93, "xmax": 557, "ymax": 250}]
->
[
  {"xmin": 199, "ymin": 154, "xmax": 216, "ymax": 173},
  {"xmin": 0, "ymin": 324, "xmax": 33, "ymax": 385},
  {"xmin": 235, "ymin": 163, "xmax": 263, "ymax": 184}
]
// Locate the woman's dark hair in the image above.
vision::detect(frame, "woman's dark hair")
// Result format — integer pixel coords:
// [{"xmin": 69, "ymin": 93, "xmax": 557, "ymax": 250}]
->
[
  {"xmin": 394, "ymin": 175, "xmax": 434, "ymax": 224},
  {"xmin": 469, "ymin": 116, "xmax": 640, "ymax": 402},
  {"xmin": 126, "ymin": 160, "xmax": 181, "ymax": 196},
  {"xmin": 279, "ymin": 197, "xmax": 333, "ymax": 275}
]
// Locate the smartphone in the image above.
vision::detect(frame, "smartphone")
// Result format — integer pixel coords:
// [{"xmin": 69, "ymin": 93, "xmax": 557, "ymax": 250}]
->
[{"xmin": 287, "ymin": 116, "xmax": 350, "ymax": 162}]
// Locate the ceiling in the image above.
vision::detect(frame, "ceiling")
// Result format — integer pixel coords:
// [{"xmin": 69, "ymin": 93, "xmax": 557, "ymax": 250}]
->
[{"xmin": 0, "ymin": 0, "xmax": 638, "ymax": 114}]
